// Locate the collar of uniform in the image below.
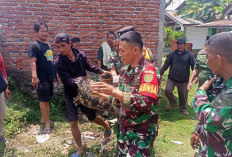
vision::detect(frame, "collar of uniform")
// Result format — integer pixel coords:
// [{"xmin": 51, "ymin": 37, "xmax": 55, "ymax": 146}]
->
[
  {"xmin": 134, "ymin": 55, "xmax": 145, "ymax": 74},
  {"xmin": 214, "ymin": 76, "xmax": 232, "ymax": 88},
  {"xmin": 225, "ymin": 77, "xmax": 232, "ymax": 88},
  {"xmin": 126, "ymin": 55, "xmax": 145, "ymax": 74},
  {"xmin": 111, "ymin": 50, "xmax": 118, "ymax": 57}
]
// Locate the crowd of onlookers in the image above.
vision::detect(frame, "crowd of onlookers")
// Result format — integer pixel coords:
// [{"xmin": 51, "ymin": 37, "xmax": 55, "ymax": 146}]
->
[{"xmin": 0, "ymin": 22, "xmax": 232, "ymax": 157}]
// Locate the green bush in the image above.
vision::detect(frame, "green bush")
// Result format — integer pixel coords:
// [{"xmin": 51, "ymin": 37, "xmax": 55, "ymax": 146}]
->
[
  {"xmin": 164, "ymin": 27, "xmax": 173, "ymax": 47},
  {"xmin": 4, "ymin": 77, "xmax": 65, "ymax": 138},
  {"xmin": 164, "ymin": 26, "xmax": 187, "ymax": 48},
  {"xmin": 172, "ymin": 30, "xmax": 186, "ymax": 42}
]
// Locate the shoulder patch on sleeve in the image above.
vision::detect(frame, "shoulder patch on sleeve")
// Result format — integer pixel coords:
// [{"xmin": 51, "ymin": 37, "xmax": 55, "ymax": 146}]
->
[{"xmin": 139, "ymin": 66, "xmax": 158, "ymax": 99}]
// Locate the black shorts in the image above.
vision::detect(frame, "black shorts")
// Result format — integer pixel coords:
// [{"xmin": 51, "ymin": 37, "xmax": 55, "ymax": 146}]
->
[
  {"xmin": 65, "ymin": 95, "xmax": 97, "ymax": 122},
  {"xmin": 37, "ymin": 80, "xmax": 53, "ymax": 102}
]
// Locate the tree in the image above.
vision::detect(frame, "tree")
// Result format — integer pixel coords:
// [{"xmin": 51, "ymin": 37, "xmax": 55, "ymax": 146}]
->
[
  {"xmin": 177, "ymin": 0, "xmax": 232, "ymax": 23},
  {"xmin": 163, "ymin": 26, "xmax": 186, "ymax": 48}
]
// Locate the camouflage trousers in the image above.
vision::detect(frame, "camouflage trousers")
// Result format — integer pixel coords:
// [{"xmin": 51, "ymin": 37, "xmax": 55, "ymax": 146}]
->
[{"xmin": 116, "ymin": 127, "xmax": 158, "ymax": 157}]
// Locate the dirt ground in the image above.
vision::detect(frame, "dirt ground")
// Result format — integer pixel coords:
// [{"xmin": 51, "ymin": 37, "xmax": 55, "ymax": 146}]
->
[{"xmin": 2, "ymin": 113, "xmax": 118, "ymax": 157}]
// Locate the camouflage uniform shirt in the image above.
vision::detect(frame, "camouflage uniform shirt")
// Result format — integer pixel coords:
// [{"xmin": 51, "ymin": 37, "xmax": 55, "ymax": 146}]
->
[
  {"xmin": 116, "ymin": 56, "xmax": 161, "ymax": 157},
  {"xmin": 194, "ymin": 49, "xmax": 213, "ymax": 87},
  {"xmin": 192, "ymin": 76, "xmax": 232, "ymax": 157},
  {"xmin": 108, "ymin": 51, "xmax": 124, "ymax": 75}
]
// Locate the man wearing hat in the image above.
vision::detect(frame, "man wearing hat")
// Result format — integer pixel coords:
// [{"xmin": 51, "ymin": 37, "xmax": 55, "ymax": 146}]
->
[{"xmin": 160, "ymin": 38, "xmax": 195, "ymax": 115}]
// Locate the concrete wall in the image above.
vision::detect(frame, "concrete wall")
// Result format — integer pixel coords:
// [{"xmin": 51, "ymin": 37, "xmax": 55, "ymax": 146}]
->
[{"xmin": 186, "ymin": 26, "xmax": 208, "ymax": 50}]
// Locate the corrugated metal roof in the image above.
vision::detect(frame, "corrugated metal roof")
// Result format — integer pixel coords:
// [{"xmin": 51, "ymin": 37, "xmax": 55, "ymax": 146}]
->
[
  {"xmin": 223, "ymin": 2, "xmax": 232, "ymax": 15},
  {"xmin": 166, "ymin": 10, "xmax": 203, "ymax": 25},
  {"xmin": 195, "ymin": 19, "xmax": 232, "ymax": 28}
]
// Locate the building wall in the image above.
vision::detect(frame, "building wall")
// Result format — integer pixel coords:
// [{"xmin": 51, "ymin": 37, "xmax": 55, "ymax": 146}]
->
[
  {"xmin": 186, "ymin": 26, "xmax": 208, "ymax": 50},
  {"xmin": 0, "ymin": 0, "xmax": 161, "ymax": 72}
]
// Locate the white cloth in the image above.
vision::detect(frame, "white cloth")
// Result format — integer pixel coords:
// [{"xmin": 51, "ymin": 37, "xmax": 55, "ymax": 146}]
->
[
  {"xmin": 101, "ymin": 42, "xmax": 112, "ymax": 67},
  {"xmin": 0, "ymin": 92, "xmax": 6, "ymax": 137}
]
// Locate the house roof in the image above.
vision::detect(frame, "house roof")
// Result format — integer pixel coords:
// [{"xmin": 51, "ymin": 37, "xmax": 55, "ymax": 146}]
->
[
  {"xmin": 165, "ymin": 10, "xmax": 203, "ymax": 26},
  {"xmin": 223, "ymin": 2, "xmax": 232, "ymax": 16},
  {"xmin": 196, "ymin": 19, "xmax": 232, "ymax": 28}
]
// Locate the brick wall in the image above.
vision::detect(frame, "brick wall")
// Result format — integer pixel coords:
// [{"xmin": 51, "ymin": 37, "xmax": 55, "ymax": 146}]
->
[{"xmin": 0, "ymin": 0, "xmax": 161, "ymax": 71}]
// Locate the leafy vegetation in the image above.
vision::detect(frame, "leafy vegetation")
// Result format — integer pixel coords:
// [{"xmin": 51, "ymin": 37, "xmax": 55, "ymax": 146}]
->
[
  {"xmin": 4, "ymin": 77, "xmax": 66, "ymax": 138},
  {"xmin": 164, "ymin": 26, "xmax": 187, "ymax": 48},
  {"xmin": 177, "ymin": 0, "xmax": 232, "ymax": 23}
]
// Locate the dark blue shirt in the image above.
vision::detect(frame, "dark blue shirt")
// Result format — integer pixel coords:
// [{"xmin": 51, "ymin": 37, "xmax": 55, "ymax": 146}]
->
[
  {"xmin": 160, "ymin": 49, "xmax": 195, "ymax": 83},
  {"xmin": 54, "ymin": 48, "xmax": 102, "ymax": 98},
  {"xmin": 28, "ymin": 40, "xmax": 56, "ymax": 82}
]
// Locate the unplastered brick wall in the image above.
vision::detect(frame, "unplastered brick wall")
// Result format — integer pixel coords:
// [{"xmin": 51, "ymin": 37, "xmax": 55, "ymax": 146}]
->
[{"xmin": 0, "ymin": 0, "xmax": 161, "ymax": 71}]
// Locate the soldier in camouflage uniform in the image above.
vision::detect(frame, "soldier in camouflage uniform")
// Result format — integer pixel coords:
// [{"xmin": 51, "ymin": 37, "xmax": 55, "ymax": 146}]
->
[
  {"xmin": 108, "ymin": 36, "xmax": 124, "ymax": 76},
  {"xmin": 190, "ymin": 32, "xmax": 232, "ymax": 157},
  {"xmin": 91, "ymin": 31, "xmax": 161, "ymax": 156}
]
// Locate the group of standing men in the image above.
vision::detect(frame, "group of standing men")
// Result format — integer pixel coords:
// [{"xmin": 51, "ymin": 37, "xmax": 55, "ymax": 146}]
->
[
  {"xmin": 160, "ymin": 33, "xmax": 232, "ymax": 157},
  {"xmin": 0, "ymin": 20, "xmax": 232, "ymax": 157},
  {"xmin": 27, "ymin": 22, "xmax": 160, "ymax": 157}
]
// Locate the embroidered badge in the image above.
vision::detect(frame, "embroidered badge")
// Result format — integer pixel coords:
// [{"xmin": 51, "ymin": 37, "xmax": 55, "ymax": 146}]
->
[{"xmin": 144, "ymin": 74, "xmax": 153, "ymax": 82}]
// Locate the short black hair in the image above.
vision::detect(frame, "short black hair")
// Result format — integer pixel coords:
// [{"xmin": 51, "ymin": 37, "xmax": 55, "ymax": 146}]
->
[
  {"xmin": 120, "ymin": 31, "xmax": 143, "ymax": 51},
  {"xmin": 34, "ymin": 22, "xmax": 48, "ymax": 32},
  {"xmin": 107, "ymin": 31, "xmax": 115, "ymax": 37},
  {"xmin": 207, "ymin": 32, "xmax": 232, "ymax": 63},
  {"xmin": 55, "ymin": 33, "xmax": 70, "ymax": 44},
  {"xmin": 71, "ymin": 37, "xmax": 80, "ymax": 43}
]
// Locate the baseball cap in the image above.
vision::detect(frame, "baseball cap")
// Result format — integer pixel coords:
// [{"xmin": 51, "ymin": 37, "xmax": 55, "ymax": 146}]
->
[
  {"xmin": 117, "ymin": 26, "xmax": 135, "ymax": 36},
  {"xmin": 55, "ymin": 33, "xmax": 70, "ymax": 43},
  {"xmin": 176, "ymin": 38, "xmax": 186, "ymax": 44}
]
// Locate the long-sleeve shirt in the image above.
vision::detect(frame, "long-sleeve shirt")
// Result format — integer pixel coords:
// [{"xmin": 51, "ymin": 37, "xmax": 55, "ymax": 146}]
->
[
  {"xmin": 160, "ymin": 49, "xmax": 195, "ymax": 83},
  {"xmin": 116, "ymin": 56, "xmax": 161, "ymax": 156},
  {"xmin": 192, "ymin": 76, "xmax": 232, "ymax": 157},
  {"xmin": 54, "ymin": 48, "xmax": 102, "ymax": 98},
  {"xmin": 119, "ymin": 55, "xmax": 161, "ymax": 135}
]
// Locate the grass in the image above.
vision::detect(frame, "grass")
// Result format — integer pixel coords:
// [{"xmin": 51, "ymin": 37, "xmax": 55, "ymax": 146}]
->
[{"xmin": 1, "ymin": 56, "xmax": 199, "ymax": 157}]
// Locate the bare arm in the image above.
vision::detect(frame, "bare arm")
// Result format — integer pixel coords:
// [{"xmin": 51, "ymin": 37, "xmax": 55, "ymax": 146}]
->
[
  {"xmin": 187, "ymin": 69, "xmax": 199, "ymax": 91},
  {"xmin": 97, "ymin": 59, "xmax": 101, "ymax": 68},
  {"xmin": 110, "ymin": 67, "xmax": 117, "ymax": 76},
  {"xmin": 30, "ymin": 57, "xmax": 39, "ymax": 88}
]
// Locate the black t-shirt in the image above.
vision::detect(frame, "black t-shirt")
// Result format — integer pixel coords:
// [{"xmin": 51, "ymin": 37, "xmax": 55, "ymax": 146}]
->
[{"xmin": 28, "ymin": 40, "xmax": 56, "ymax": 82}]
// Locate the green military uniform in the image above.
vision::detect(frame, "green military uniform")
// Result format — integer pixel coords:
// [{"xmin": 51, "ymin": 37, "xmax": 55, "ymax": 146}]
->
[{"xmin": 195, "ymin": 49, "xmax": 213, "ymax": 87}]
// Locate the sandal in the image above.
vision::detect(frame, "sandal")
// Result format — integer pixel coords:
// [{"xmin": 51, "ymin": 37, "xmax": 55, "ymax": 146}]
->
[
  {"xmin": 181, "ymin": 110, "xmax": 189, "ymax": 115},
  {"xmin": 71, "ymin": 150, "xmax": 85, "ymax": 157},
  {"xmin": 166, "ymin": 104, "xmax": 178, "ymax": 110},
  {"xmin": 71, "ymin": 154, "xmax": 81, "ymax": 157},
  {"xmin": 104, "ymin": 121, "xmax": 111, "ymax": 138},
  {"xmin": 43, "ymin": 128, "xmax": 51, "ymax": 134}
]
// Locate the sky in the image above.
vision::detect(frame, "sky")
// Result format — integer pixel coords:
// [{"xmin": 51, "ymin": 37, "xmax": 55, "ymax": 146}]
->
[{"xmin": 166, "ymin": 0, "xmax": 185, "ymax": 10}]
